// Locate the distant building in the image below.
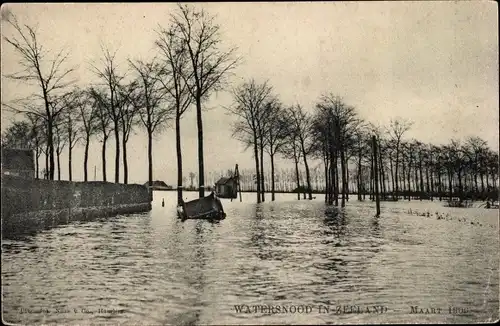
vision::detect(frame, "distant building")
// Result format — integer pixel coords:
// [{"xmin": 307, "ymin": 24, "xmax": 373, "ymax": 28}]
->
[
  {"xmin": 143, "ymin": 180, "xmax": 173, "ymax": 190},
  {"xmin": 1, "ymin": 148, "xmax": 35, "ymax": 179},
  {"xmin": 215, "ymin": 177, "xmax": 237, "ymax": 199}
]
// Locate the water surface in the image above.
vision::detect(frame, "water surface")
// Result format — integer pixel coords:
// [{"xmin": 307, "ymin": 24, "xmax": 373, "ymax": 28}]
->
[{"xmin": 2, "ymin": 192, "xmax": 498, "ymax": 324}]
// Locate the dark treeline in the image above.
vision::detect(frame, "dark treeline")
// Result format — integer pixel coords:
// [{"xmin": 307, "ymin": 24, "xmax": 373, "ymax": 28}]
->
[{"xmin": 225, "ymin": 82, "xmax": 499, "ymax": 204}]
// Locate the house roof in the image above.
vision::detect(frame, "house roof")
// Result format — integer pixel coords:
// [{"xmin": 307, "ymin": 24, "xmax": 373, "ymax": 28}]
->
[
  {"xmin": 143, "ymin": 180, "xmax": 169, "ymax": 188},
  {"xmin": 215, "ymin": 177, "xmax": 234, "ymax": 185}
]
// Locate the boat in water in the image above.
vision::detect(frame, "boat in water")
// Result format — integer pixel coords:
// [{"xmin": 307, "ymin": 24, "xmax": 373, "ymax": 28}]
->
[{"xmin": 177, "ymin": 191, "xmax": 226, "ymax": 220}]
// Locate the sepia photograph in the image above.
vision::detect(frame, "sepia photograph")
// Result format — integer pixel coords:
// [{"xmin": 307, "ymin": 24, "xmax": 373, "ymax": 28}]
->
[{"xmin": 1, "ymin": 2, "xmax": 498, "ymax": 325}]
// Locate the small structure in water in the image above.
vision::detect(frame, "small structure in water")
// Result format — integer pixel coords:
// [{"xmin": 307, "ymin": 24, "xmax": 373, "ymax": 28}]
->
[{"xmin": 215, "ymin": 176, "xmax": 238, "ymax": 199}]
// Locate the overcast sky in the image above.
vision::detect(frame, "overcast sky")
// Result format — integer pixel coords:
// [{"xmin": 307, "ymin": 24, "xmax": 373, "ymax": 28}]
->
[{"xmin": 1, "ymin": 2, "xmax": 498, "ymax": 185}]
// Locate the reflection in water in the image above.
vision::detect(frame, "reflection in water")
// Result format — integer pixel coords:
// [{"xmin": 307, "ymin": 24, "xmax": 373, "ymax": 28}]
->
[
  {"xmin": 323, "ymin": 206, "xmax": 348, "ymax": 240},
  {"xmin": 1, "ymin": 193, "xmax": 498, "ymax": 325}
]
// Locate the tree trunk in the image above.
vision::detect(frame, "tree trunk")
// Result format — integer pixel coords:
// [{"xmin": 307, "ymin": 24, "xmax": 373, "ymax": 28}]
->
[
  {"xmin": 325, "ymin": 156, "xmax": 330, "ymax": 203},
  {"xmin": 480, "ymin": 171, "xmax": 485, "ymax": 194},
  {"xmin": 84, "ymin": 135, "xmax": 90, "ymax": 182},
  {"xmin": 48, "ymin": 118, "xmax": 55, "ymax": 180},
  {"xmin": 389, "ymin": 156, "xmax": 395, "ymax": 199},
  {"xmin": 394, "ymin": 144, "xmax": 400, "ymax": 200},
  {"xmin": 293, "ymin": 144, "xmax": 300, "ymax": 200},
  {"xmin": 370, "ymin": 150, "xmax": 374, "ymax": 201},
  {"xmin": 437, "ymin": 171, "xmax": 442, "ymax": 200},
  {"xmin": 430, "ymin": 168, "xmax": 435, "ymax": 195},
  {"xmin": 196, "ymin": 95, "xmax": 205, "ymax": 198},
  {"xmin": 301, "ymin": 142, "xmax": 313, "ymax": 200},
  {"xmin": 334, "ymin": 152, "xmax": 339, "ymax": 206},
  {"xmin": 457, "ymin": 169, "xmax": 463, "ymax": 200},
  {"xmin": 148, "ymin": 130, "xmax": 153, "ymax": 189},
  {"xmin": 260, "ymin": 141, "xmax": 265, "ymax": 202},
  {"xmin": 414, "ymin": 163, "xmax": 419, "ymax": 195},
  {"xmin": 328, "ymin": 145, "xmax": 335, "ymax": 205},
  {"xmin": 474, "ymin": 171, "xmax": 479, "ymax": 194},
  {"xmin": 425, "ymin": 166, "xmax": 430, "ymax": 194},
  {"xmin": 340, "ymin": 148, "xmax": 347, "ymax": 207},
  {"xmin": 35, "ymin": 146, "xmax": 39, "ymax": 179},
  {"xmin": 407, "ymin": 161, "xmax": 412, "ymax": 201},
  {"xmin": 402, "ymin": 158, "xmax": 407, "ymax": 200},
  {"xmin": 114, "ymin": 120, "xmax": 120, "ymax": 183},
  {"xmin": 102, "ymin": 137, "xmax": 107, "ymax": 182},
  {"xmin": 253, "ymin": 132, "xmax": 261, "ymax": 203},
  {"xmin": 44, "ymin": 143, "xmax": 49, "ymax": 179},
  {"xmin": 448, "ymin": 170, "xmax": 453, "ymax": 201},
  {"xmin": 57, "ymin": 151, "xmax": 61, "ymax": 180},
  {"xmin": 372, "ymin": 136, "xmax": 381, "ymax": 216},
  {"xmin": 122, "ymin": 129, "xmax": 128, "ymax": 184},
  {"xmin": 271, "ymin": 153, "xmax": 276, "ymax": 201},
  {"xmin": 176, "ymin": 115, "xmax": 183, "ymax": 206},
  {"xmin": 419, "ymin": 156, "xmax": 424, "ymax": 200},
  {"xmin": 68, "ymin": 145, "xmax": 73, "ymax": 182},
  {"xmin": 379, "ymin": 147, "xmax": 386, "ymax": 199},
  {"xmin": 346, "ymin": 157, "xmax": 350, "ymax": 201},
  {"xmin": 357, "ymin": 148, "xmax": 362, "ymax": 201}
]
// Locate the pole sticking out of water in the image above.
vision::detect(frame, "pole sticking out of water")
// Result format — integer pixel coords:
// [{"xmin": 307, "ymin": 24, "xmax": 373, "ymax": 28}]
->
[{"xmin": 372, "ymin": 136, "xmax": 381, "ymax": 217}]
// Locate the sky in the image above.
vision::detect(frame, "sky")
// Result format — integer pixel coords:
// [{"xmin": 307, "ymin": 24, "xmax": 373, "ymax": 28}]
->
[{"xmin": 1, "ymin": 2, "xmax": 498, "ymax": 185}]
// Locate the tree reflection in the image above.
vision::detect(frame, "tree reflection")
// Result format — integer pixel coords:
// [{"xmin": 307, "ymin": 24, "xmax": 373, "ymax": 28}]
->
[
  {"xmin": 323, "ymin": 206, "xmax": 348, "ymax": 239},
  {"xmin": 166, "ymin": 220, "xmax": 217, "ymax": 325},
  {"xmin": 249, "ymin": 204, "xmax": 286, "ymax": 261}
]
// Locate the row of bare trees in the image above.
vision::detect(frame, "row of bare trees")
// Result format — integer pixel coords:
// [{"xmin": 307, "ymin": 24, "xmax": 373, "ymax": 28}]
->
[
  {"xmin": 227, "ymin": 79, "xmax": 499, "ymax": 204},
  {"xmin": 2, "ymin": 6, "xmax": 497, "ymax": 205},
  {"xmin": 2, "ymin": 5, "xmax": 238, "ymax": 204}
]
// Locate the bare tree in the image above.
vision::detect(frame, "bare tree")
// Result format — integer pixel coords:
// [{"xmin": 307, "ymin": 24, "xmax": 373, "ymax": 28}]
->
[
  {"xmin": 314, "ymin": 94, "xmax": 360, "ymax": 206},
  {"xmin": 288, "ymin": 104, "xmax": 315, "ymax": 200},
  {"xmin": 75, "ymin": 88, "xmax": 99, "ymax": 181},
  {"xmin": 27, "ymin": 113, "xmax": 47, "ymax": 179},
  {"xmin": 129, "ymin": 58, "xmax": 171, "ymax": 192},
  {"xmin": 89, "ymin": 87, "xmax": 112, "ymax": 182},
  {"xmin": 171, "ymin": 4, "xmax": 240, "ymax": 198},
  {"xmin": 465, "ymin": 136, "xmax": 488, "ymax": 194},
  {"xmin": 53, "ymin": 116, "xmax": 68, "ymax": 180},
  {"xmin": 3, "ymin": 12, "xmax": 76, "ymax": 180},
  {"xmin": 280, "ymin": 114, "xmax": 303, "ymax": 201},
  {"xmin": 155, "ymin": 24, "xmax": 193, "ymax": 205},
  {"xmin": 227, "ymin": 79, "xmax": 273, "ymax": 203},
  {"xmin": 58, "ymin": 91, "xmax": 81, "ymax": 181},
  {"xmin": 90, "ymin": 44, "xmax": 126, "ymax": 183},
  {"xmin": 386, "ymin": 118, "xmax": 413, "ymax": 200},
  {"xmin": 115, "ymin": 81, "xmax": 141, "ymax": 184},
  {"xmin": 263, "ymin": 100, "xmax": 289, "ymax": 201}
]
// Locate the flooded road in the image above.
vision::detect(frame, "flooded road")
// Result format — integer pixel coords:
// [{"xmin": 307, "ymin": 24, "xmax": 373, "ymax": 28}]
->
[{"xmin": 2, "ymin": 192, "xmax": 498, "ymax": 324}]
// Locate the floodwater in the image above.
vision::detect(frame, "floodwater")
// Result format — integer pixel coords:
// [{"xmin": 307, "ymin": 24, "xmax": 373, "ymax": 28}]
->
[{"xmin": 2, "ymin": 191, "xmax": 498, "ymax": 325}]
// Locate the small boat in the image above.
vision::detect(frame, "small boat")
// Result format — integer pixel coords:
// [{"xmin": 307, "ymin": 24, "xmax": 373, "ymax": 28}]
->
[{"xmin": 177, "ymin": 191, "xmax": 226, "ymax": 220}]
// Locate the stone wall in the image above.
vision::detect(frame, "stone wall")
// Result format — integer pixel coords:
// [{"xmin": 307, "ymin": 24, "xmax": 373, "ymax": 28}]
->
[{"xmin": 1, "ymin": 175, "xmax": 152, "ymax": 237}]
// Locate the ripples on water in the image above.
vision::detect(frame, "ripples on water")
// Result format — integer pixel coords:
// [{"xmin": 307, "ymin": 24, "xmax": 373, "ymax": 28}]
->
[{"xmin": 2, "ymin": 192, "xmax": 498, "ymax": 325}]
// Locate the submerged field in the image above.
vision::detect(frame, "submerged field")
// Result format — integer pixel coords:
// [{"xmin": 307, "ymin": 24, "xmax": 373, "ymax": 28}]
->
[{"xmin": 2, "ymin": 191, "xmax": 498, "ymax": 324}]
